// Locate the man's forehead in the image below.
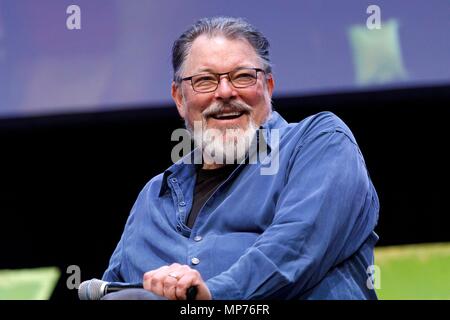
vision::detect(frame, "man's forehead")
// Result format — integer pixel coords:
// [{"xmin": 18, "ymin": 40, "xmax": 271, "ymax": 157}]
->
[{"xmin": 184, "ymin": 35, "xmax": 261, "ymax": 74}]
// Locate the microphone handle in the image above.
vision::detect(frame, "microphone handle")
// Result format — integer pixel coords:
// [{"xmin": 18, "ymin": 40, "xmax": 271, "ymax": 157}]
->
[
  {"xmin": 106, "ymin": 282, "xmax": 143, "ymax": 293},
  {"xmin": 186, "ymin": 286, "xmax": 198, "ymax": 301},
  {"xmin": 106, "ymin": 282, "xmax": 198, "ymax": 300}
]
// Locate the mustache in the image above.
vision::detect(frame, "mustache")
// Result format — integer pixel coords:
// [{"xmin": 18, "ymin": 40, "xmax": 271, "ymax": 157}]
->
[{"xmin": 202, "ymin": 100, "xmax": 252, "ymax": 119}]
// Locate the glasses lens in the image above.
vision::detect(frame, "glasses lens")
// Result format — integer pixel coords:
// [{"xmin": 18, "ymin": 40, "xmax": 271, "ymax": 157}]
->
[
  {"xmin": 192, "ymin": 74, "xmax": 218, "ymax": 92},
  {"xmin": 231, "ymin": 69, "xmax": 257, "ymax": 87}
]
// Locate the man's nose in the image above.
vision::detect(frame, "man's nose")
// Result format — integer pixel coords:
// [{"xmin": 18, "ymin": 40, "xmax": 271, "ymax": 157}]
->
[{"xmin": 214, "ymin": 75, "xmax": 236, "ymax": 100}]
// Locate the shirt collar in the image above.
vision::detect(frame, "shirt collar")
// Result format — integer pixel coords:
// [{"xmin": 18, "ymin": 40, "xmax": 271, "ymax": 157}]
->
[
  {"xmin": 259, "ymin": 110, "xmax": 288, "ymax": 150},
  {"xmin": 158, "ymin": 151, "xmax": 197, "ymax": 197}
]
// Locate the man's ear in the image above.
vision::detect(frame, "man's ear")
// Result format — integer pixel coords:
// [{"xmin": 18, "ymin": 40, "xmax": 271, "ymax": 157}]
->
[
  {"xmin": 266, "ymin": 74, "xmax": 275, "ymax": 98},
  {"xmin": 172, "ymin": 82, "xmax": 186, "ymax": 118}
]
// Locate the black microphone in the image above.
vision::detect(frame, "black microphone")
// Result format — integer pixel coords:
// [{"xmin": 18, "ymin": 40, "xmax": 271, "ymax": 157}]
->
[{"xmin": 78, "ymin": 278, "xmax": 197, "ymax": 300}]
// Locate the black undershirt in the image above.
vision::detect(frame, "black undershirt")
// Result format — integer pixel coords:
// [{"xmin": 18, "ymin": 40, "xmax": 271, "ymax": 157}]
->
[{"xmin": 186, "ymin": 164, "xmax": 238, "ymax": 229}]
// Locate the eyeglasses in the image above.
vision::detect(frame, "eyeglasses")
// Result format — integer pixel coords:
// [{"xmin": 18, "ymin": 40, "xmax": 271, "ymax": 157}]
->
[{"xmin": 180, "ymin": 67, "xmax": 266, "ymax": 93}]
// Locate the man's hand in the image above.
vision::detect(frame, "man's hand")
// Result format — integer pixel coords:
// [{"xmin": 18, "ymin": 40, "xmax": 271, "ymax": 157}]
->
[{"xmin": 143, "ymin": 263, "xmax": 212, "ymax": 300}]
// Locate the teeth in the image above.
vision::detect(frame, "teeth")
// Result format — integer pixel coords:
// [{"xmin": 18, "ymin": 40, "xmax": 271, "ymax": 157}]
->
[{"xmin": 214, "ymin": 112, "xmax": 242, "ymax": 119}]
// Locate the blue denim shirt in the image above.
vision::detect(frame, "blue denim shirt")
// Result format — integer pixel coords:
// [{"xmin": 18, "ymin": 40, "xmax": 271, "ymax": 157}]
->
[{"xmin": 102, "ymin": 111, "xmax": 380, "ymax": 299}]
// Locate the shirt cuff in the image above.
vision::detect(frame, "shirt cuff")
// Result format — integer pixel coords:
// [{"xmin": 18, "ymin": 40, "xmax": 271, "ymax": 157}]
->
[{"xmin": 206, "ymin": 274, "xmax": 243, "ymax": 300}]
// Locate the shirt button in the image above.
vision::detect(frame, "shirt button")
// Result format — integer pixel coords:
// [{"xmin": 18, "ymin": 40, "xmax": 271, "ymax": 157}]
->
[
  {"xmin": 191, "ymin": 257, "xmax": 200, "ymax": 265},
  {"xmin": 171, "ymin": 178, "xmax": 177, "ymax": 183},
  {"xmin": 193, "ymin": 235, "xmax": 202, "ymax": 242},
  {"xmin": 179, "ymin": 201, "xmax": 186, "ymax": 206}
]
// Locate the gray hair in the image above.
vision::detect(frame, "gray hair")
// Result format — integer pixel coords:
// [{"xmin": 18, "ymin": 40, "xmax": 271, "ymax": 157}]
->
[{"xmin": 172, "ymin": 16, "xmax": 272, "ymax": 83}]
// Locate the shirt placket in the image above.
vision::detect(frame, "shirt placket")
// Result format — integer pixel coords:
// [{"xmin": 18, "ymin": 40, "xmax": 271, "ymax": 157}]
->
[{"xmin": 168, "ymin": 176, "xmax": 191, "ymax": 237}]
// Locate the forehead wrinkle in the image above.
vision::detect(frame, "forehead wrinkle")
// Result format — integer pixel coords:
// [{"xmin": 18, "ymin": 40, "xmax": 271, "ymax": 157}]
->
[{"xmin": 182, "ymin": 35, "xmax": 261, "ymax": 77}]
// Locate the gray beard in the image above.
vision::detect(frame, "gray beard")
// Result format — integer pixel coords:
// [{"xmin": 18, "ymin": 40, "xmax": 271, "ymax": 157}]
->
[{"xmin": 186, "ymin": 116, "xmax": 258, "ymax": 165}]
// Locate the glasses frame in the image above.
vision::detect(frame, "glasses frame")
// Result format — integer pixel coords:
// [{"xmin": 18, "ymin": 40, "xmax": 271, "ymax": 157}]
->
[{"xmin": 180, "ymin": 67, "xmax": 266, "ymax": 93}]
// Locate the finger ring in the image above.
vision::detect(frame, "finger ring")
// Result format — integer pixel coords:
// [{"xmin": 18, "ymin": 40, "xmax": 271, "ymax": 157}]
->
[{"xmin": 168, "ymin": 272, "xmax": 179, "ymax": 280}]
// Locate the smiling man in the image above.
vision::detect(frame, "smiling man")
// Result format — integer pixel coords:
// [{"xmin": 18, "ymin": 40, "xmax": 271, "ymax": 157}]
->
[
  {"xmin": 102, "ymin": 17, "xmax": 380, "ymax": 300},
  {"xmin": 172, "ymin": 28, "xmax": 274, "ymax": 169}
]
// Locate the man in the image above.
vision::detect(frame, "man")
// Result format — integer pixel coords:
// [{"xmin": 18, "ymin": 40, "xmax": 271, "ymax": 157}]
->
[{"xmin": 102, "ymin": 16, "xmax": 379, "ymax": 300}]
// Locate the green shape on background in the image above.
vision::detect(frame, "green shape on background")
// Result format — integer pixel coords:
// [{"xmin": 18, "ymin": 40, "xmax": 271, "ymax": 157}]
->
[
  {"xmin": 375, "ymin": 243, "xmax": 450, "ymax": 300},
  {"xmin": 348, "ymin": 19, "xmax": 408, "ymax": 85},
  {"xmin": 0, "ymin": 267, "xmax": 60, "ymax": 300}
]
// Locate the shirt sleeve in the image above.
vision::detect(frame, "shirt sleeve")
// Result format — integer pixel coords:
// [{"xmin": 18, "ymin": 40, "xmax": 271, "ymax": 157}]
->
[
  {"xmin": 102, "ymin": 232, "xmax": 125, "ymax": 283},
  {"xmin": 205, "ymin": 129, "xmax": 379, "ymax": 299}
]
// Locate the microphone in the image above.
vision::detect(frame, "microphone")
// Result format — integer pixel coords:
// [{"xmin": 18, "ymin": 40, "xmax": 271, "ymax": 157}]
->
[{"xmin": 78, "ymin": 278, "xmax": 197, "ymax": 300}]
